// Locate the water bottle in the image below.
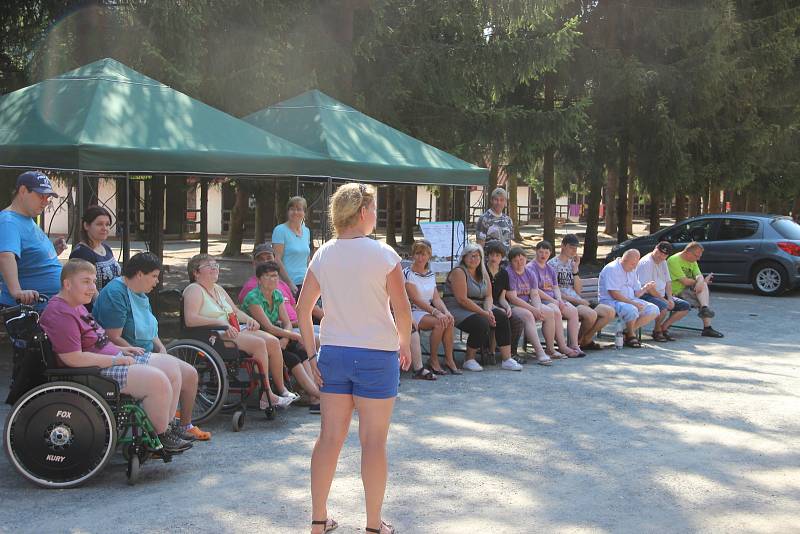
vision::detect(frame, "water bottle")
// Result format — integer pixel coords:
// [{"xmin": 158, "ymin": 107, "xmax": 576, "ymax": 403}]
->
[{"xmin": 614, "ymin": 318, "xmax": 624, "ymax": 350}]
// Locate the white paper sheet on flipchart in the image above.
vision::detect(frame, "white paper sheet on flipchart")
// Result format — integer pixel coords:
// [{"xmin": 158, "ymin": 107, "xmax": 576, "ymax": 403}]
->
[{"xmin": 420, "ymin": 221, "xmax": 466, "ymax": 260}]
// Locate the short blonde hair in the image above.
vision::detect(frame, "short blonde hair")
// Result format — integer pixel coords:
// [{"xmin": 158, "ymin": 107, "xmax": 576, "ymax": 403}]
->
[
  {"xmin": 330, "ymin": 183, "xmax": 375, "ymax": 235},
  {"xmin": 287, "ymin": 196, "xmax": 307, "ymax": 211},
  {"xmin": 685, "ymin": 241, "xmax": 704, "ymax": 253},
  {"xmin": 411, "ymin": 240, "xmax": 433, "ymax": 269},
  {"xmin": 61, "ymin": 258, "xmax": 96, "ymax": 285}
]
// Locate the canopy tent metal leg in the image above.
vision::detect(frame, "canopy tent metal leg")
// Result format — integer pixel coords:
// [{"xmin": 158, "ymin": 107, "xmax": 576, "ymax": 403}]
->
[{"xmin": 122, "ymin": 172, "xmax": 131, "ymax": 262}]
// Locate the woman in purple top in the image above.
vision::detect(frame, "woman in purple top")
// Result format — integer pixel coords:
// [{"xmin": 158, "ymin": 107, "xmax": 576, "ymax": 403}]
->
[
  {"xmin": 505, "ymin": 247, "xmax": 571, "ymax": 361},
  {"xmin": 528, "ymin": 241, "xmax": 584, "ymax": 357}
]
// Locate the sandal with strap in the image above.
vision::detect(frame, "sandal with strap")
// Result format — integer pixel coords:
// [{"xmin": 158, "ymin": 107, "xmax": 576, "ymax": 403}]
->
[
  {"xmin": 412, "ymin": 367, "xmax": 437, "ymax": 381},
  {"xmin": 366, "ymin": 520, "xmax": 395, "ymax": 534},
  {"xmin": 426, "ymin": 364, "xmax": 447, "ymax": 376},
  {"xmin": 624, "ymin": 336, "xmax": 642, "ymax": 348},
  {"xmin": 311, "ymin": 518, "xmax": 338, "ymax": 533}
]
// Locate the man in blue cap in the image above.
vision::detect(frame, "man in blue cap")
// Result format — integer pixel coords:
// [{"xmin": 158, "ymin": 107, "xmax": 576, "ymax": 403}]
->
[{"xmin": 0, "ymin": 171, "xmax": 65, "ymax": 310}]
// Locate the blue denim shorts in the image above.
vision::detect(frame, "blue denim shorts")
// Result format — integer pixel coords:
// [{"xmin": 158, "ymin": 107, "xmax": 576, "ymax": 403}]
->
[
  {"xmin": 317, "ymin": 345, "xmax": 400, "ymax": 399},
  {"xmin": 641, "ymin": 294, "xmax": 692, "ymax": 312}
]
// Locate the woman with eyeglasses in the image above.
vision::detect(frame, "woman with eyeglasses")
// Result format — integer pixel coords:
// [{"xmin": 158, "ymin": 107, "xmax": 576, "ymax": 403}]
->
[
  {"xmin": 182, "ymin": 254, "xmax": 295, "ymax": 410},
  {"xmin": 273, "ymin": 196, "xmax": 312, "ymax": 296},
  {"xmin": 39, "ymin": 259, "xmax": 193, "ymax": 453},
  {"xmin": 297, "ymin": 183, "xmax": 411, "ymax": 534}
]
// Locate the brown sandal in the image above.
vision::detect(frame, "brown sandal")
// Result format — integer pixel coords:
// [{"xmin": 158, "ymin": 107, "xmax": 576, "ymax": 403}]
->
[
  {"xmin": 311, "ymin": 518, "xmax": 338, "ymax": 533},
  {"xmin": 366, "ymin": 520, "xmax": 395, "ymax": 534}
]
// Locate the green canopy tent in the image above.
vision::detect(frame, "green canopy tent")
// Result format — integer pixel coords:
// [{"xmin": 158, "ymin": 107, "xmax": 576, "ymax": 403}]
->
[
  {"xmin": 0, "ymin": 58, "xmax": 333, "ymax": 260},
  {"xmin": 0, "ymin": 58, "xmax": 330, "ymax": 176},
  {"xmin": 243, "ymin": 89, "xmax": 488, "ymax": 187}
]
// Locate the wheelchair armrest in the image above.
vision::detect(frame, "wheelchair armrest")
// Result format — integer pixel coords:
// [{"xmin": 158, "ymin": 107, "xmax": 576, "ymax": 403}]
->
[{"xmin": 45, "ymin": 366, "xmax": 102, "ymax": 377}]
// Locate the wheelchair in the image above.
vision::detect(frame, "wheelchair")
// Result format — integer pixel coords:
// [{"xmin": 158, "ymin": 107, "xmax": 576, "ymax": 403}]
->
[
  {"xmin": 164, "ymin": 296, "xmax": 284, "ymax": 432},
  {"xmin": 2, "ymin": 301, "xmax": 179, "ymax": 488}
]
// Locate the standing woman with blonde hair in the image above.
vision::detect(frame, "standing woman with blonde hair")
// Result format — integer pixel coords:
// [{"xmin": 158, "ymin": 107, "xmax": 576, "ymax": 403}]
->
[
  {"xmin": 297, "ymin": 183, "xmax": 412, "ymax": 534},
  {"xmin": 273, "ymin": 196, "xmax": 312, "ymax": 295}
]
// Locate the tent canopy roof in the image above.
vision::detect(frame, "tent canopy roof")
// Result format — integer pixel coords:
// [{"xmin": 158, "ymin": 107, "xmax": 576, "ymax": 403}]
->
[
  {"xmin": 244, "ymin": 90, "xmax": 488, "ymax": 185},
  {"xmin": 0, "ymin": 58, "xmax": 329, "ymax": 175}
]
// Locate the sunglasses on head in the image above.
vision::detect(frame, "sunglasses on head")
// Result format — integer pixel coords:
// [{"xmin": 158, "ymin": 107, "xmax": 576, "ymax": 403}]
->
[{"xmin": 81, "ymin": 314, "xmax": 110, "ymax": 349}]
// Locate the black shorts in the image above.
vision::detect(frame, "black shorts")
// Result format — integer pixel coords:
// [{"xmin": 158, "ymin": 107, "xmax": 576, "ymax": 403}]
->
[{"xmin": 282, "ymin": 340, "xmax": 308, "ymax": 369}]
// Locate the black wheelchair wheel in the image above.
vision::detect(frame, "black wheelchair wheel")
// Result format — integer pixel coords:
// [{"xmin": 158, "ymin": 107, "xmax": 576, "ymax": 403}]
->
[
  {"xmin": 165, "ymin": 339, "xmax": 228, "ymax": 425},
  {"xmin": 3, "ymin": 382, "xmax": 117, "ymax": 488},
  {"xmin": 231, "ymin": 410, "xmax": 245, "ymax": 432},
  {"xmin": 126, "ymin": 454, "xmax": 140, "ymax": 486}
]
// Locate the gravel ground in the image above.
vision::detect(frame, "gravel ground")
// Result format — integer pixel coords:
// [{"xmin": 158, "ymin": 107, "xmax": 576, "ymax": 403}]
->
[{"xmin": 1, "ymin": 285, "xmax": 799, "ymax": 534}]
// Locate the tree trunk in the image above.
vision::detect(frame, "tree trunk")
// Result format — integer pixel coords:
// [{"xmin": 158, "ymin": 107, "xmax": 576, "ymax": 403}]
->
[
  {"xmin": 617, "ymin": 137, "xmax": 629, "ymax": 242},
  {"xmin": 731, "ymin": 190, "xmax": 746, "ymax": 212},
  {"xmin": 626, "ymin": 178, "xmax": 634, "ymax": 235},
  {"xmin": 708, "ymin": 185, "xmax": 721, "ymax": 213},
  {"xmin": 674, "ymin": 194, "xmax": 687, "ymax": 222},
  {"xmin": 222, "ymin": 186, "xmax": 247, "ymax": 257},
  {"xmin": 487, "ymin": 162, "xmax": 500, "ymax": 207},
  {"xmin": 254, "ymin": 187, "xmax": 270, "ymax": 245},
  {"xmin": 543, "ymin": 75, "xmax": 556, "ymax": 245},
  {"xmin": 604, "ymin": 165, "xmax": 618, "ymax": 235},
  {"xmin": 439, "ymin": 186, "xmax": 451, "ymax": 222},
  {"xmin": 200, "ymin": 178, "xmax": 209, "ymax": 254},
  {"xmin": 583, "ymin": 164, "xmax": 604, "ymax": 263},
  {"xmin": 793, "ymin": 195, "xmax": 800, "ymax": 219},
  {"xmin": 401, "ymin": 185, "xmax": 416, "ymax": 245},
  {"xmin": 385, "ymin": 185, "xmax": 397, "ymax": 246},
  {"xmin": 689, "ymin": 194, "xmax": 701, "ymax": 217},
  {"xmin": 507, "ymin": 173, "xmax": 523, "ymax": 242},
  {"xmin": 648, "ymin": 192, "xmax": 660, "ymax": 234}
]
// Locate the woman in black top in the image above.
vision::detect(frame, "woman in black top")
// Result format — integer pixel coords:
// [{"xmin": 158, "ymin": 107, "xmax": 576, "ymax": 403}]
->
[
  {"xmin": 69, "ymin": 206, "xmax": 121, "ymax": 309},
  {"xmin": 483, "ymin": 240, "xmax": 524, "ymax": 360}
]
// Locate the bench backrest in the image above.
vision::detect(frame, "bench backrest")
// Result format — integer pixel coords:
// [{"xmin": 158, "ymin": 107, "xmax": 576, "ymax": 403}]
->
[{"xmin": 579, "ymin": 277, "xmax": 599, "ymax": 301}]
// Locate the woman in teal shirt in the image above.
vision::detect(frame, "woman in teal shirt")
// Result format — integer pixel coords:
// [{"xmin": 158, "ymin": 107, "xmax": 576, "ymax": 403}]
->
[
  {"xmin": 272, "ymin": 196, "xmax": 312, "ymax": 295},
  {"xmin": 94, "ymin": 252, "xmax": 212, "ymax": 441}
]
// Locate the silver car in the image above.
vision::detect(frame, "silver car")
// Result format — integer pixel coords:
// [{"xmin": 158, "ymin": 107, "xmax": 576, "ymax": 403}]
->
[{"xmin": 606, "ymin": 213, "xmax": 800, "ymax": 296}]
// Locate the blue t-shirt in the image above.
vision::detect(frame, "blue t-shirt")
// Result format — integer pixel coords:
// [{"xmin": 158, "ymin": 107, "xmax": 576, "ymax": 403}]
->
[
  {"xmin": 272, "ymin": 223, "xmax": 311, "ymax": 285},
  {"xmin": 94, "ymin": 277, "xmax": 156, "ymax": 352},
  {"xmin": 0, "ymin": 210, "xmax": 62, "ymax": 309}
]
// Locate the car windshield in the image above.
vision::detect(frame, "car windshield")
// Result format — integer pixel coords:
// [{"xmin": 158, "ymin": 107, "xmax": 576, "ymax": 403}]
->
[{"xmin": 772, "ymin": 218, "xmax": 800, "ymax": 240}]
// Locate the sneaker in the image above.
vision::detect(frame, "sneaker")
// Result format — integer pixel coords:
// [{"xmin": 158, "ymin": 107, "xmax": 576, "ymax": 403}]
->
[
  {"xmin": 273, "ymin": 394, "xmax": 296, "ymax": 409},
  {"xmin": 698, "ymin": 306, "xmax": 715, "ymax": 319},
  {"xmin": 158, "ymin": 431, "xmax": 193, "ymax": 453},
  {"xmin": 501, "ymin": 358, "xmax": 523, "ymax": 371},
  {"xmin": 462, "ymin": 359, "xmax": 483, "ymax": 372},
  {"xmin": 280, "ymin": 390, "xmax": 300, "ymax": 399},
  {"xmin": 183, "ymin": 425, "xmax": 211, "ymax": 441},
  {"xmin": 701, "ymin": 326, "xmax": 724, "ymax": 338},
  {"xmin": 309, "ymin": 403, "xmax": 321, "ymax": 414}
]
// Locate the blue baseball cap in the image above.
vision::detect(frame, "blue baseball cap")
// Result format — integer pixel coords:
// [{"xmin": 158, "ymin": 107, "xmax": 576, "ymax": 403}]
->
[{"xmin": 17, "ymin": 171, "xmax": 57, "ymax": 197}]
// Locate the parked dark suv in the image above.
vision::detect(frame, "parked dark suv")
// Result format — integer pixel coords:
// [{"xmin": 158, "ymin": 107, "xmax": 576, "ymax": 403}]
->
[{"xmin": 606, "ymin": 213, "xmax": 800, "ymax": 296}]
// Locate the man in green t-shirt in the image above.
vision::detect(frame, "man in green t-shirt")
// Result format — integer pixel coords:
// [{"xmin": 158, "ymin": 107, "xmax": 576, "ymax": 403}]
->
[{"xmin": 667, "ymin": 242, "xmax": 723, "ymax": 338}]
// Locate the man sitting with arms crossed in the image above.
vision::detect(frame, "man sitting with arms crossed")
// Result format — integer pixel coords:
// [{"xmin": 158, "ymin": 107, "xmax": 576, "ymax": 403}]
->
[
  {"xmin": 666, "ymin": 241, "xmax": 724, "ymax": 338},
  {"xmin": 636, "ymin": 242, "xmax": 692, "ymax": 342},
  {"xmin": 548, "ymin": 234, "xmax": 615, "ymax": 351},
  {"xmin": 598, "ymin": 249, "xmax": 659, "ymax": 348}
]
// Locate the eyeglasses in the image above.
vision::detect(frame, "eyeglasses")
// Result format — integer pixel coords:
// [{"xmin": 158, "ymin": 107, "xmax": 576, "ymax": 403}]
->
[
  {"xmin": 81, "ymin": 314, "xmax": 110, "ymax": 349},
  {"xmin": 199, "ymin": 263, "xmax": 220, "ymax": 271}
]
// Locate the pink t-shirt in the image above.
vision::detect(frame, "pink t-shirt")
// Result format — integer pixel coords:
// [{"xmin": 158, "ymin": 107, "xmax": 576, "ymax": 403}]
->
[
  {"xmin": 40, "ymin": 295, "xmax": 120, "ymax": 361},
  {"xmin": 238, "ymin": 277, "xmax": 298, "ymax": 323}
]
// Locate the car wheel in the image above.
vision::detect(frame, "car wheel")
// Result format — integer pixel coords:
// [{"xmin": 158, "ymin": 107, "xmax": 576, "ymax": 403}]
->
[{"xmin": 751, "ymin": 262, "xmax": 788, "ymax": 296}]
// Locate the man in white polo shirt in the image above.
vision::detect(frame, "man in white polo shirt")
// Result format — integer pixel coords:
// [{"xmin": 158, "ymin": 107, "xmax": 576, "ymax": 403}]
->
[
  {"xmin": 636, "ymin": 241, "xmax": 691, "ymax": 342},
  {"xmin": 599, "ymin": 249, "xmax": 659, "ymax": 348}
]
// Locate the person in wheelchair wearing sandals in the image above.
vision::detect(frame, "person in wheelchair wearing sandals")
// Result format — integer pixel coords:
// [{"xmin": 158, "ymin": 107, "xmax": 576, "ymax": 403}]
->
[
  {"xmin": 93, "ymin": 252, "xmax": 211, "ymax": 441},
  {"xmin": 39, "ymin": 259, "xmax": 193, "ymax": 453},
  {"xmin": 599, "ymin": 249, "xmax": 660, "ymax": 348},
  {"xmin": 183, "ymin": 253, "xmax": 296, "ymax": 410},
  {"xmin": 242, "ymin": 260, "xmax": 322, "ymax": 414}
]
